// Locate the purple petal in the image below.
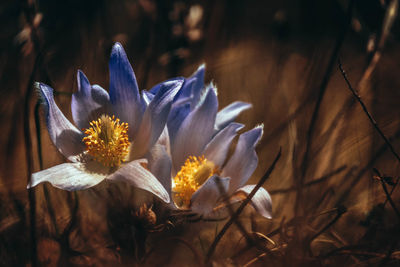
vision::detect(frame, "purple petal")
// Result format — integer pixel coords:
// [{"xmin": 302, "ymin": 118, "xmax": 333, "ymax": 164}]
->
[
  {"xmin": 234, "ymin": 185, "xmax": 272, "ymax": 219},
  {"xmin": 203, "ymin": 122, "xmax": 244, "ymax": 167},
  {"xmin": 172, "ymin": 88, "xmax": 218, "ymax": 171},
  {"xmin": 149, "ymin": 77, "xmax": 184, "ymax": 95},
  {"xmin": 107, "ymin": 159, "xmax": 170, "ymax": 203},
  {"xmin": 108, "ymin": 42, "xmax": 144, "ymax": 136},
  {"xmin": 165, "ymin": 79, "xmax": 197, "ymax": 145},
  {"xmin": 38, "ymin": 83, "xmax": 85, "ymax": 162},
  {"xmin": 167, "ymin": 102, "xmax": 190, "ymax": 147},
  {"xmin": 215, "ymin": 101, "xmax": 252, "ymax": 132},
  {"xmin": 146, "ymin": 144, "xmax": 172, "ymax": 197},
  {"xmin": 221, "ymin": 125, "xmax": 263, "ymax": 194},
  {"xmin": 176, "ymin": 77, "xmax": 197, "ymax": 100},
  {"xmin": 190, "ymin": 175, "xmax": 230, "ymax": 215},
  {"xmin": 130, "ymin": 79, "xmax": 183, "ymax": 159},
  {"xmin": 29, "ymin": 162, "xmax": 107, "ymax": 191},
  {"xmin": 169, "ymin": 64, "xmax": 203, "ymax": 103},
  {"xmin": 71, "ymin": 70, "xmax": 110, "ymax": 130},
  {"xmin": 156, "ymin": 126, "xmax": 171, "ymax": 155},
  {"xmin": 189, "ymin": 64, "xmax": 205, "ymax": 107}
]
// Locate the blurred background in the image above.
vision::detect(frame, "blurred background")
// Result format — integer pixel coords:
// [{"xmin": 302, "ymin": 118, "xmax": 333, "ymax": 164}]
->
[{"xmin": 1, "ymin": 0, "xmax": 400, "ymax": 266}]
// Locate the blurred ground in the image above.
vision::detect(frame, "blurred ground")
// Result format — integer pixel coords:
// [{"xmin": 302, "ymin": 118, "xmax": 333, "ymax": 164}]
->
[{"xmin": 1, "ymin": 0, "xmax": 400, "ymax": 266}]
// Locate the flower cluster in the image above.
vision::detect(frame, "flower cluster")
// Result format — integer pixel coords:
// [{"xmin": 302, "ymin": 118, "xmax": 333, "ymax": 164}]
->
[{"xmin": 29, "ymin": 43, "xmax": 272, "ymax": 219}]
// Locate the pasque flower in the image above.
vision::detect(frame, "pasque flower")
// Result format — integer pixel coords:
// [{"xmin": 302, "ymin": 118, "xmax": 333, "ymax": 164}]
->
[
  {"xmin": 28, "ymin": 43, "xmax": 184, "ymax": 203},
  {"xmin": 147, "ymin": 67, "xmax": 272, "ymax": 218}
]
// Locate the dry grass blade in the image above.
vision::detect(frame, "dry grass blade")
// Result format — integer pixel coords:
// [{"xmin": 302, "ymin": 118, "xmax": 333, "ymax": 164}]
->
[
  {"xmin": 296, "ymin": 0, "xmax": 355, "ymax": 218},
  {"xmin": 358, "ymin": 0, "xmax": 398, "ymax": 89},
  {"xmin": 372, "ymin": 169, "xmax": 400, "ymax": 219},
  {"xmin": 270, "ymin": 165, "xmax": 347, "ymax": 194}
]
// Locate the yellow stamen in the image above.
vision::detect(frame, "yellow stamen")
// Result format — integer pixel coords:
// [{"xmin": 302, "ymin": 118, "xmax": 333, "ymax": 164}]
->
[
  {"xmin": 82, "ymin": 115, "xmax": 130, "ymax": 167},
  {"xmin": 172, "ymin": 155, "xmax": 218, "ymax": 208}
]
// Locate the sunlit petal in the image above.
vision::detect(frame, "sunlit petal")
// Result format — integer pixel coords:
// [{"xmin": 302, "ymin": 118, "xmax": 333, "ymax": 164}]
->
[
  {"xmin": 29, "ymin": 162, "xmax": 107, "ymax": 191},
  {"xmin": 215, "ymin": 101, "xmax": 252, "ymax": 132},
  {"xmin": 107, "ymin": 159, "xmax": 170, "ymax": 203},
  {"xmin": 232, "ymin": 185, "xmax": 272, "ymax": 219}
]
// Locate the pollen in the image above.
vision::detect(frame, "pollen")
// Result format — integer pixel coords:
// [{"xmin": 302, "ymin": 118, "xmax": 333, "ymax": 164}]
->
[
  {"xmin": 172, "ymin": 155, "xmax": 218, "ymax": 208},
  {"xmin": 82, "ymin": 115, "xmax": 130, "ymax": 167}
]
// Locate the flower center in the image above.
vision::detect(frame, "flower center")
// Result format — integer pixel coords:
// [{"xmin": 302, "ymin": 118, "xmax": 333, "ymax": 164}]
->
[
  {"xmin": 82, "ymin": 115, "xmax": 130, "ymax": 167},
  {"xmin": 172, "ymin": 155, "xmax": 218, "ymax": 208}
]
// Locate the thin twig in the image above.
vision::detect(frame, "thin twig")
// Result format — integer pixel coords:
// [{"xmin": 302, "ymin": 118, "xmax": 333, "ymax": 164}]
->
[
  {"xmin": 205, "ymin": 149, "xmax": 281, "ymax": 263},
  {"xmin": 214, "ymin": 177, "xmax": 269, "ymax": 255},
  {"xmin": 338, "ymin": 60, "xmax": 400, "ymax": 164},
  {"xmin": 34, "ymin": 100, "xmax": 60, "ymax": 236}
]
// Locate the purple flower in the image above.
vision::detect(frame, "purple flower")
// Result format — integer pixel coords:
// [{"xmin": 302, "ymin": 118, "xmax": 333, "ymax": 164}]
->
[
  {"xmin": 28, "ymin": 43, "xmax": 184, "ymax": 203},
  {"xmin": 147, "ymin": 70, "xmax": 272, "ymax": 218}
]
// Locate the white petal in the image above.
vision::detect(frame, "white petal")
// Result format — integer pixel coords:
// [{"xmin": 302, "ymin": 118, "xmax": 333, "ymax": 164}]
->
[
  {"xmin": 29, "ymin": 162, "xmax": 107, "ymax": 191},
  {"xmin": 107, "ymin": 159, "xmax": 170, "ymax": 203}
]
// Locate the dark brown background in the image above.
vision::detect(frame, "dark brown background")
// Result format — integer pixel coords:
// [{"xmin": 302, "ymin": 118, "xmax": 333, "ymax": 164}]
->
[{"xmin": 1, "ymin": 0, "xmax": 400, "ymax": 266}]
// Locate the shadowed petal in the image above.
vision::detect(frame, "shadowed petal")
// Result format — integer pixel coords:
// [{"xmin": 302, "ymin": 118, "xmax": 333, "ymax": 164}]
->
[
  {"xmin": 233, "ymin": 185, "xmax": 272, "ymax": 219},
  {"xmin": 109, "ymin": 43, "xmax": 144, "ymax": 136},
  {"xmin": 215, "ymin": 101, "xmax": 252, "ymax": 132},
  {"xmin": 191, "ymin": 176, "xmax": 230, "ymax": 215},
  {"xmin": 146, "ymin": 144, "xmax": 172, "ymax": 197},
  {"xmin": 221, "ymin": 125, "xmax": 263, "ymax": 194},
  {"xmin": 71, "ymin": 70, "xmax": 110, "ymax": 129},
  {"xmin": 203, "ymin": 122, "xmax": 244, "ymax": 167},
  {"xmin": 130, "ymin": 79, "xmax": 183, "ymax": 159},
  {"xmin": 91, "ymin": 85, "xmax": 110, "ymax": 106},
  {"xmin": 107, "ymin": 159, "xmax": 170, "ymax": 203},
  {"xmin": 172, "ymin": 88, "xmax": 218, "ymax": 171},
  {"xmin": 29, "ymin": 162, "xmax": 107, "ymax": 191},
  {"xmin": 38, "ymin": 83, "xmax": 85, "ymax": 162}
]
